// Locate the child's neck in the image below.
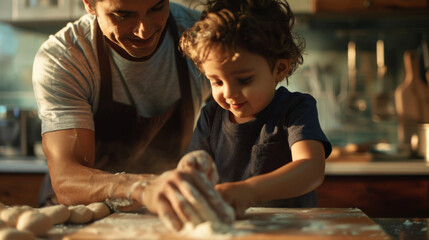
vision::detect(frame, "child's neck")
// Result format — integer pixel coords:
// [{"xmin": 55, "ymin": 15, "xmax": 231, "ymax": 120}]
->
[{"xmin": 229, "ymin": 113, "xmax": 255, "ymax": 124}]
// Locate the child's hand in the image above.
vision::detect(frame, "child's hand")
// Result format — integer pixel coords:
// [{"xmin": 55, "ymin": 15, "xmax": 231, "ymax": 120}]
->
[
  {"xmin": 215, "ymin": 181, "xmax": 256, "ymax": 218},
  {"xmin": 177, "ymin": 150, "xmax": 219, "ymax": 185}
]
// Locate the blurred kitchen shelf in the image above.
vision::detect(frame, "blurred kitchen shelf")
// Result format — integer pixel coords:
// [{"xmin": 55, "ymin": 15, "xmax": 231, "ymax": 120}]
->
[
  {"xmin": 0, "ymin": 157, "xmax": 48, "ymax": 173},
  {"xmin": 0, "ymin": 91, "xmax": 38, "ymax": 109},
  {"xmin": 295, "ymin": 11, "xmax": 429, "ymax": 34}
]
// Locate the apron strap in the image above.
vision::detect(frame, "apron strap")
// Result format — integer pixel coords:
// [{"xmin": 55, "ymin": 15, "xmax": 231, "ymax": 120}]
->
[
  {"xmin": 93, "ymin": 12, "xmax": 195, "ymax": 173},
  {"xmin": 95, "ymin": 22, "xmax": 113, "ymax": 115},
  {"xmin": 169, "ymin": 13, "xmax": 193, "ymax": 115}
]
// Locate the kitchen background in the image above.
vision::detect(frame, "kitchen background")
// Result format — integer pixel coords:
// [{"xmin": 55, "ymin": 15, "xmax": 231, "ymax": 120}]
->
[
  {"xmin": 1, "ymin": 0, "xmax": 429, "ymax": 219},
  {"xmin": 1, "ymin": 0, "xmax": 428, "ymax": 158}
]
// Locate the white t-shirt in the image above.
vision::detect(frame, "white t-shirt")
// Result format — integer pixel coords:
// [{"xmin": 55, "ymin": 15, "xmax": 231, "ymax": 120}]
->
[{"xmin": 33, "ymin": 3, "xmax": 210, "ymax": 134}]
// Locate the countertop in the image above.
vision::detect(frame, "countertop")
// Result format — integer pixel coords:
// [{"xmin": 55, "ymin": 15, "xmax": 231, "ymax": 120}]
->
[
  {"xmin": 1, "ymin": 156, "xmax": 429, "ymax": 175},
  {"xmin": 373, "ymin": 218, "xmax": 429, "ymax": 240},
  {"xmin": 30, "ymin": 208, "xmax": 429, "ymax": 240},
  {"xmin": 325, "ymin": 159, "xmax": 429, "ymax": 175},
  {"xmin": 47, "ymin": 208, "xmax": 394, "ymax": 240}
]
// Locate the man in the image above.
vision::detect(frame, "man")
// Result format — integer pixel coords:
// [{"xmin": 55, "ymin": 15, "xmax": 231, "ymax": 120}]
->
[{"xmin": 32, "ymin": 0, "xmax": 233, "ymax": 231}]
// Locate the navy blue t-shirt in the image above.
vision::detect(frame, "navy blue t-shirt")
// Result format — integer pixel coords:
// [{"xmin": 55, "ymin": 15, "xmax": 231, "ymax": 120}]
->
[{"xmin": 184, "ymin": 87, "xmax": 332, "ymax": 207}]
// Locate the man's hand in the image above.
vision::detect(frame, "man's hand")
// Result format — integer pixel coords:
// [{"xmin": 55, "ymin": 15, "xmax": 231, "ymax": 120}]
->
[
  {"xmin": 177, "ymin": 150, "xmax": 219, "ymax": 185},
  {"xmin": 141, "ymin": 152, "xmax": 234, "ymax": 231}
]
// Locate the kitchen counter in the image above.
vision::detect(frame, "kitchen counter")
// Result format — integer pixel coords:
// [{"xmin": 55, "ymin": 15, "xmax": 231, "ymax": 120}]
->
[
  {"xmin": 373, "ymin": 218, "xmax": 429, "ymax": 240},
  {"xmin": 325, "ymin": 159, "xmax": 429, "ymax": 175},
  {"xmin": 44, "ymin": 208, "xmax": 394, "ymax": 240},
  {"xmin": 31, "ymin": 208, "xmax": 429, "ymax": 240}
]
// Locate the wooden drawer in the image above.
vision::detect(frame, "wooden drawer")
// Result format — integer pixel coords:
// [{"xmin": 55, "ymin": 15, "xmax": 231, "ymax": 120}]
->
[
  {"xmin": 0, "ymin": 173, "xmax": 44, "ymax": 207},
  {"xmin": 317, "ymin": 175, "xmax": 429, "ymax": 218}
]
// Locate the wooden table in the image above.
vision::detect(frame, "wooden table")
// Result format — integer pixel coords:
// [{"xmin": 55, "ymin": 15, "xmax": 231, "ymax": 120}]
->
[{"xmin": 56, "ymin": 208, "xmax": 391, "ymax": 240}]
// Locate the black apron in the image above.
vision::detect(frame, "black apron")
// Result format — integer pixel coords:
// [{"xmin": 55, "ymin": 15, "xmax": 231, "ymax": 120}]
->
[
  {"xmin": 93, "ymin": 13, "xmax": 194, "ymax": 174},
  {"xmin": 38, "ymin": 13, "xmax": 194, "ymax": 206}
]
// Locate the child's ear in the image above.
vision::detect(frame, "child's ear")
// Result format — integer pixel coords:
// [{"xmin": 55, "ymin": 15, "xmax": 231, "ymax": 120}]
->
[
  {"xmin": 82, "ymin": 0, "xmax": 96, "ymax": 15},
  {"xmin": 275, "ymin": 59, "xmax": 291, "ymax": 83}
]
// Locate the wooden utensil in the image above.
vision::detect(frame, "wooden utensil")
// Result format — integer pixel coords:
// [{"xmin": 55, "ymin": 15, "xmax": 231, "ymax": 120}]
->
[
  {"xmin": 345, "ymin": 41, "xmax": 367, "ymax": 115},
  {"xmin": 422, "ymin": 38, "xmax": 429, "ymax": 84},
  {"xmin": 395, "ymin": 50, "xmax": 429, "ymax": 144},
  {"xmin": 372, "ymin": 39, "xmax": 396, "ymax": 122}
]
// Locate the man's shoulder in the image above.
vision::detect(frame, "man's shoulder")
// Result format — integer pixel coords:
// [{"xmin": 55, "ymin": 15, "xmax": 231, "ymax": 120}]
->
[
  {"xmin": 40, "ymin": 14, "xmax": 95, "ymax": 53},
  {"xmin": 35, "ymin": 14, "xmax": 97, "ymax": 74},
  {"xmin": 170, "ymin": 2, "xmax": 201, "ymax": 29}
]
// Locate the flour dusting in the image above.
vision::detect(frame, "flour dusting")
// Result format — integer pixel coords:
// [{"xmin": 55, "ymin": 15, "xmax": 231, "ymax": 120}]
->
[{"xmin": 180, "ymin": 221, "xmax": 250, "ymax": 239}]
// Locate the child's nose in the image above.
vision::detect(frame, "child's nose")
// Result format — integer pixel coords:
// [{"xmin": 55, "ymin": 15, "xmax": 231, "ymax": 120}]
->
[{"xmin": 223, "ymin": 84, "xmax": 239, "ymax": 99}]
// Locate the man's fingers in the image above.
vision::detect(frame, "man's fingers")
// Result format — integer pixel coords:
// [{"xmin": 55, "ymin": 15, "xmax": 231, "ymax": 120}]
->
[
  {"xmin": 191, "ymin": 171, "xmax": 235, "ymax": 223},
  {"xmin": 165, "ymin": 179, "xmax": 203, "ymax": 226},
  {"xmin": 157, "ymin": 197, "xmax": 182, "ymax": 231},
  {"xmin": 208, "ymin": 160, "xmax": 219, "ymax": 185},
  {"xmin": 179, "ymin": 181, "xmax": 221, "ymax": 223},
  {"xmin": 180, "ymin": 150, "xmax": 219, "ymax": 186},
  {"xmin": 146, "ymin": 167, "xmax": 234, "ymax": 231},
  {"xmin": 194, "ymin": 150, "xmax": 210, "ymax": 172}
]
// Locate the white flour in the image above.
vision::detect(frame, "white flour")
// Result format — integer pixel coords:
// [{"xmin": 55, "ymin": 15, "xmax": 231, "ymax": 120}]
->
[{"xmin": 180, "ymin": 221, "xmax": 250, "ymax": 239}]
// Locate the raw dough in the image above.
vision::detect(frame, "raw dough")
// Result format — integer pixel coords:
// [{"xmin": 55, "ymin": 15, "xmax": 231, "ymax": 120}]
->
[
  {"xmin": 0, "ymin": 227, "xmax": 34, "ymax": 240},
  {"xmin": 86, "ymin": 202, "xmax": 110, "ymax": 221},
  {"xmin": 38, "ymin": 205, "xmax": 70, "ymax": 224},
  {"xmin": 68, "ymin": 205, "xmax": 93, "ymax": 224},
  {"xmin": 0, "ymin": 206, "xmax": 32, "ymax": 227},
  {"xmin": 16, "ymin": 211, "xmax": 53, "ymax": 236}
]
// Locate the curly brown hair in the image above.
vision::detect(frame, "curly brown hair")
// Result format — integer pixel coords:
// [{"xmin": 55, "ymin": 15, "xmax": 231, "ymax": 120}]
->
[{"xmin": 180, "ymin": 0, "xmax": 305, "ymax": 82}]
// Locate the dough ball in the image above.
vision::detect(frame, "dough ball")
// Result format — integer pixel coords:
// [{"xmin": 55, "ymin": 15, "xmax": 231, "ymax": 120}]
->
[
  {"xmin": 0, "ymin": 227, "xmax": 34, "ymax": 240},
  {"xmin": 0, "ymin": 207, "xmax": 31, "ymax": 227},
  {"xmin": 38, "ymin": 205, "xmax": 70, "ymax": 225},
  {"xmin": 67, "ymin": 205, "xmax": 93, "ymax": 224},
  {"xmin": 0, "ymin": 220, "xmax": 6, "ymax": 229},
  {"xmin": 16, "ymin": 211, "xmax": 53, "ymax": 236},
  {"xmin": 86, "ymin": 202, "xmax": 110, "ymax": 221}
]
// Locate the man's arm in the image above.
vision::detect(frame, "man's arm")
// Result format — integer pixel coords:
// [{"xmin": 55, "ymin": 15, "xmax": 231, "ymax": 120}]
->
[
  {"xmin": 42, "ymin": 128, "xmax": 151, "ymax": 205},
  {"xmin": 43, "ymin": 128, "xmax": 234, "ymax": 230}
]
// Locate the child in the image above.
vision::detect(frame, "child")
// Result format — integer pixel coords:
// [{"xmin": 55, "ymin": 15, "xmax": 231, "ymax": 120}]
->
[{"xmin": 179, "ymin": 0, "xmax": 332, "ymax": 218}]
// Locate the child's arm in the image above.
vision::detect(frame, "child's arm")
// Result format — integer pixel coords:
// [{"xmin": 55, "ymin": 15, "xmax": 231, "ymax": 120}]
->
[{"xmin": 215, "ymin": 139, "xmax": 325, "ymax": 217}]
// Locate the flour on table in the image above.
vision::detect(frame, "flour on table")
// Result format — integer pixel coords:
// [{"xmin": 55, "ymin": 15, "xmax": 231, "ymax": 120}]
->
[{"xmin": 180, "ymin": 221, "xmax": 250, "ymax": 239}]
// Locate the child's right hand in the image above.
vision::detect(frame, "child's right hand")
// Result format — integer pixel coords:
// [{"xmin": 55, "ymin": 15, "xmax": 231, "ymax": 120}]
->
[{"xmin": 215, "ymin": 181, "xmax": 256, "ymax": 218}]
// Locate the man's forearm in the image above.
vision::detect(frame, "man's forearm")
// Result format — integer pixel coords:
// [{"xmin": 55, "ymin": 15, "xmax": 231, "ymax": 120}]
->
[{"xmin": 51, "ymin": 162, "xmax": 154, "ymax": 206}]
